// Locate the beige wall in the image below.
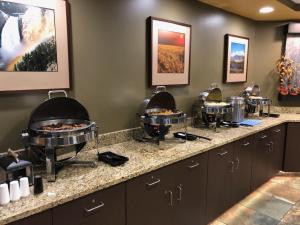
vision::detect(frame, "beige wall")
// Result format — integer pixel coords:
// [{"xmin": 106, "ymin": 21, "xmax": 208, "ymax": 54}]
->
[{"xmin": 0, "ymin": 0, "xmax": 292, "ymax": 152}]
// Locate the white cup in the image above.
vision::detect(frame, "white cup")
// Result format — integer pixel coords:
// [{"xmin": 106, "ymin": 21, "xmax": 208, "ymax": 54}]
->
[
  {"xmin": 0, "ymin": 183, "xmax": 10, "ymax": 205},
  {"xmin": 19, "ymin": 177, "xmax": 30, "ymax": 198},
  {"xmin": 9, "ymin": 181, "xmax": 21, "ymax": 202}
]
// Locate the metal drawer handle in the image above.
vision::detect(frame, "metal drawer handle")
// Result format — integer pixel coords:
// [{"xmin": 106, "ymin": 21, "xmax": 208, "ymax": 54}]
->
[
  {"xmin": 165, "ymin": 190, "xmax": 173, "ymax": 207},
  {"xmin": 85, "ymin": 202, "xmax": 105, "ymax": 213},
  {"xmin": 188, "ymin": 162, "xmax": 200, "ymax": 169},
  {"xmin": 260, "ymin": 134, "xmax": 268, "ymax": 139},
  {"xmin": 218, "ymin": 151, "xmax": 228, "ymax": 156},
  {"xmin": 177, "ymin": 184, "xmax": 183, "ymax": 202},
  {"xmin": 273, "ymin": 129, "xmax": 281, "ymax": 133},
  {"xmin": 243, "ymin": 142, "xmax": 250, "ymax": 147},
  {"xmin": 146, "ymin": 176, "xmax": 161, "ymax": 187}
]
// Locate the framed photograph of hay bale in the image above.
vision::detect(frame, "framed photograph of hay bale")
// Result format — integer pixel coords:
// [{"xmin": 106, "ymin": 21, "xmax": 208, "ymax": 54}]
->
[
  {"xmin": 149, "ymin": 17, "xmax": 191, "ymax": 86},
  {"xmin": 0, "ymin": 0, "xmax": 69, "ymax": 91}
]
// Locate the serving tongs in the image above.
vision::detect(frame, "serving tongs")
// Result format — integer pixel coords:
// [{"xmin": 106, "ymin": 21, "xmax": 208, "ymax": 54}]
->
[{"xmin": 173, "ymin": 132, "xmax": 212, "ymax": 141}]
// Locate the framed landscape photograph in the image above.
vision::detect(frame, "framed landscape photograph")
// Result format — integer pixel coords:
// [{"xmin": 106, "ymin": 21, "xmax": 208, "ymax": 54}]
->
[
  {"xmin": 150, "ymin": 17, "xmax": 191, "ymax": 86},
  {"xmin": 224, "ymin": 34, "xmax": 249, "ymax": 83},
  {"xmin": 0, "ymin": 0, "xmax": 69, "ymax": 91}
]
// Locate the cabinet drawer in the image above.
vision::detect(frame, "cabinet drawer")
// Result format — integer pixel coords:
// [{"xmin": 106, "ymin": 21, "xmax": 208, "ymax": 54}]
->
[
  {"xmin": 53, "ymin": 183, "xmax": 125, "ymax": 225},
  {"xmin": 8, "ymin": 211, "xmax": 52, "ymax": 225}
]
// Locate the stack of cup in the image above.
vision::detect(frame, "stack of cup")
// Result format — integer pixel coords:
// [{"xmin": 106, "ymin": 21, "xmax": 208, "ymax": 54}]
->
[
  {"xmin": 9, "ymin": 180, "xmax": 21, "ymax": 202},
  {"xmin": 0, "ymin": 177, "xmax": 31, "ymax": 206},
  {"xmin": 0, "ymin": 183, "xmax": 10, "ymax": 205}
]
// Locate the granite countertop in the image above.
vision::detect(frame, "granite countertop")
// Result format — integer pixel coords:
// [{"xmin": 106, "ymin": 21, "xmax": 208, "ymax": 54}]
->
[{"xmin": 1, "ymin": 113, "xmax": 300, "ymax": 224}]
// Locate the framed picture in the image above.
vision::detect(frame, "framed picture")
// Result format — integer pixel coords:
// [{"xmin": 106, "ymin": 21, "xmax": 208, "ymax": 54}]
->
[
  {"xmin": 149, "ymin": 17, "xmax": 191, "ymax": 86},
  {"xmin": 0, "ymin": 0, "xmax": 70, "ymax": 92},
  {"xmin": 224, "ymin": 34, "xmax": 249, "ymax": 83}
]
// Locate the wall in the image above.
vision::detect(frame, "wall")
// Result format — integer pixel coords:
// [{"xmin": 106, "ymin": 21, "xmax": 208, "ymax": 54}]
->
[{"xmin": 0, "ymin": 0, "xmax": 269, "ymax": 152}]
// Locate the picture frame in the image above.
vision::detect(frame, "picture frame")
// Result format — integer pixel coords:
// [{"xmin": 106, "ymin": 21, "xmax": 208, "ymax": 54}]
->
[
  {"xmin": 224, "ymin": 34, "xmax": 249, "ymax": 83},
  {"xmin": 0, "ymin": 0, "xmax": 70, "ymax": 92},
  {"xmin": 149, "ymin": 17, "xmax": 191, "ymax": 86}
]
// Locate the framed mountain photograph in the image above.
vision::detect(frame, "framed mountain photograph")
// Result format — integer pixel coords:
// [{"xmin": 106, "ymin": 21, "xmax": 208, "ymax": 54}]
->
[
  {"xmin": 224, "ymin": 34, "xmax": 249, "ymax": 83},
  {"xmin": 0, "ymin": 0, "xmax": 69, "ymax": 91},
  {"xmin": 149, "ymin": 17, "xmax": 191, "ymax": 86}
]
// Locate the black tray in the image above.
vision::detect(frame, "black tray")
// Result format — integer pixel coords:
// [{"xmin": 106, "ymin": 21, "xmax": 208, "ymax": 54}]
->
[{"xmin": 97, "ymin": 151, "xmax": 128, "ymax": 167}]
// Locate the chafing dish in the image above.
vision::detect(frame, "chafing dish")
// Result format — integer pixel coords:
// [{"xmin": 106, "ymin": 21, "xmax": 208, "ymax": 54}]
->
[
  {"xmin": 242, "ymin": 84, "xmax": 271, "ymax": 117},
  {"xmin": 22, "ymin": 90, "xmax": 98, "ymax": 182},
  {"xmin": 138, "ymin": 86, "xmax": 187, "ymax": 144},
  {"xmin": 193, "ymin": 84, "xmax": 232, "ymax": 131}
]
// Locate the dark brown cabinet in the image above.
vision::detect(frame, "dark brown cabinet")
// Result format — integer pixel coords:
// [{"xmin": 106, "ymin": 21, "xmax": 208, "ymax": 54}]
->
[
  {"xmin": 206, "ymin": 143, "xmax": 235, "ymax": 223},
  {"xmin": 231, "ymin": 136, "xmax": 254, "ymax": 203},
  {"xmin": 173, "ymin": 153, "xmax": 208, "ymax": 225},
  {"xmin": 126, "ymin": 152, "xmax": 208, "ymax": 225},
  {"xmin": 52, "ymin": 183, "xmax": 125, "ymax": 225},
  {"xmin": 251, "ymin": 130, "xmax": 272, "ymax": 190},
  {"xmin": 8, "ymin": 211, "xmax": 52, "ymax": 225},
  {"xmin": 206, "ymin": 137, "xmax": 254, "ymax": 224},
  {"xmin": 251, "ymin": 124, "xmax": 286, "ymax": 191},
  {"xmin": 284, "ymin": 123, "xmax": 300, "ymax": 172},
  {"xmin": 269, "ymin": 124, "xmax": 286, "ymax": 175}
]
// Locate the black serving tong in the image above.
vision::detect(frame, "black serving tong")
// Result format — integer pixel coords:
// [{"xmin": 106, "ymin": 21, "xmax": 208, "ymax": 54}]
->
[{"xmin": 173, "ymin": 132, "xmax": 212, "ymax": 141}]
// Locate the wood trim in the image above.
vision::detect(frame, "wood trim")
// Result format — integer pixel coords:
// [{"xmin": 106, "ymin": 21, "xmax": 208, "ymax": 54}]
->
[{"xmin": 278, "ymin": 0, "xmax": 300, "ymax": 11}]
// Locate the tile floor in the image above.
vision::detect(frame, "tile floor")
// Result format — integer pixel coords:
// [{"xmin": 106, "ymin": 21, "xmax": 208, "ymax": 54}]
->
[{"xmin": 210, "ymin": 173, "xmax": 300, "ymax": 225}]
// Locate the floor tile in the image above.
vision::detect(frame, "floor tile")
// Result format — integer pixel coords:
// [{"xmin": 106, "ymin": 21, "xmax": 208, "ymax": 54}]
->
[
  {"xmin": 218, "ymin": 203, "xmax": 280, "ymax": 225},
  {"xmin": 258, "ymin": 181, "xmax": 300, "ymax": 204},
  {"xmin": 272, "ymin": 175, "xmax": 300, "ymax": 190},
  {"xmin": 282, "ymin": 207, "xmax": 300, "ymax": 225},
  {"xmin": 240, "ymin": 191, "xmax": 293, "ymax": 220}
]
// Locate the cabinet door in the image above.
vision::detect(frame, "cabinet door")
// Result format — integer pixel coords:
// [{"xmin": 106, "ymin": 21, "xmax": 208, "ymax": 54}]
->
[
  {"xmin": 269, "ymin": 124, "xmax": 286, "ymax": 176},
  {"xmin": 284, "ymin": 123, "xmax": 300, "ymax": 172},
  {"xmin": 251, "ymin": 131, "xmax": 271, "ymax": 191},
  {"xmin": 173, "ymin": 152, "xmax": 208, "ymax": 225},
  {"xmin": 53, "ymin": 183, "xmax": 125, "ymax": 225},
  {"xmin": 206, "ymin": 144, "xmax": 235, "ymax": 224},
  {"xmin": 126, "ymin": 166, "xmax": 173, "ymax": 225},
  {"xmin": 8, "ymin": 211, "xmax": 52, "ymax": 225},
  {"xmin": 232, "ymin": 136, "xmax": 254, "ymax": 203}
]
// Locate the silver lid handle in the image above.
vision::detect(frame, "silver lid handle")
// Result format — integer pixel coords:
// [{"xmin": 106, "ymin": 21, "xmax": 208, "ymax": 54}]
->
[{"xmin": 48, "ymin": 90, "xmax": 68, "ymax": 99}]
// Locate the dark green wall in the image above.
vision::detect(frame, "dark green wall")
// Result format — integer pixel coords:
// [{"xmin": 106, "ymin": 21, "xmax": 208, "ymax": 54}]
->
[{"xmin": 0, "ymin": 0, "xmax": 285, "ymax": 151}]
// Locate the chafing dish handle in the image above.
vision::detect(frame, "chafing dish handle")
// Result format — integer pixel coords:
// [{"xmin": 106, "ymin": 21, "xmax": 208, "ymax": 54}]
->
[{"xmin": 48, "ymin": 90, "xmax": 68, "ymax": 99}]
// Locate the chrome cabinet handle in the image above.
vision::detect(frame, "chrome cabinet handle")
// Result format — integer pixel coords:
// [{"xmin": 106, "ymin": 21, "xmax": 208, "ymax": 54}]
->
[
  {"xmin": 235, "ymin": 158, "xmax": 240, "ymax": 170},
  {"xmin": 85, "ymin": 202, "xmax": 105, "ymax": 214},
  {"xmin": 265, "ymin": 143, "xmax": 271, "ymax": 152},
  {"xmin": 218, "ymin": 151, "xmax": 228, "ymax": 156},
  {"xmin": 273, "ymin": 129, "xmax": 281, "ymax": 133},
  {"xmin": 242, "ymin": 142, "xmax": 250, "ymax": 147},
  {"xmin": 165, "ymin": 190, "xmax": 173, "ymax": 207},
  {"xmin": 260, "ymin": 134, "xmax": 268, "ymax": 139},
  {"xmin": 188, "ymin": 162, "xmax": 200, "ymax": 169},
  {"xmin": 270, "ymin": 141, "xmax": 274, "ymax": 152},
  {"xmin": 229, "ymin": 161, "xmax": 235, "ymax": 173},
  {"xmin": 177, "ymin": 184, "xmax": 183, "ymax": 202},
  {"xmin": 146, "ymin": 176, "xmax": 161, "ymax": 187}
]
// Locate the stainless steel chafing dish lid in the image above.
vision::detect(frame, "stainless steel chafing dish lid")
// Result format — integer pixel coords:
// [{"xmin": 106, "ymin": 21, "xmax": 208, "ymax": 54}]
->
[
  {"xmin": 139, "ymin": 86, "xmax": 176, "ymax": 115},
  {"xmin": 199, "ymin": 83, "xmax": 222, "ymax": 102},
  {"xmin": 243, "ymin": 84, "xmax": 261, "ymax": 97}
]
